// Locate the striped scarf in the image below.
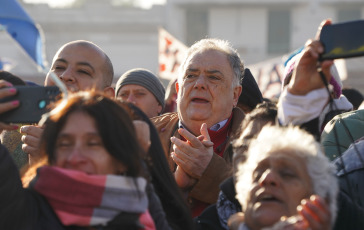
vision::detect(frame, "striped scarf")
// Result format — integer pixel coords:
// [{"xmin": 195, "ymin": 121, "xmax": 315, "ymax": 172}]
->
[{"xmin": 30, "ymin": 166, "xmax": 150, "ymax": 227}]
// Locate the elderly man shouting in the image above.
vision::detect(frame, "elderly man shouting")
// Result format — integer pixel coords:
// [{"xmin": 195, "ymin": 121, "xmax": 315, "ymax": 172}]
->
[{"xmin": 152, "ymin": 38, "xmax": 244, "ymax": 216}]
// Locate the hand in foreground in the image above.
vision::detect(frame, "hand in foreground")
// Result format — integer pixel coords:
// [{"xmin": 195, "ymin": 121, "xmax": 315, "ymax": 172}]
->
[
  {"xmin": 0, "ymin": 80, "xmax": 20, "ymax": 133},
  {"xmin": 171, "ymin": 123, "xmax": 214, "ymax": 180},
  {"xmin": 21, "ymin": 125, "xmax": 44, "ymax": 164},
  {"xmin": 297, "ymin": 195, "xmax": 331, "ymax": 230},
  {"xmin": 174, "ymin": 165, "xmax": 196, "ymax": 189},
  {"xmin": 227, "ymin": 212, "xmax": 245, "ymax": 230},
  {"xmin": 288, "ymin": 19, "xmax": 333, "ymax": 95},
  {"xmin": 269, "ymin": 195, "xmax": 331, "ymax": 230}
]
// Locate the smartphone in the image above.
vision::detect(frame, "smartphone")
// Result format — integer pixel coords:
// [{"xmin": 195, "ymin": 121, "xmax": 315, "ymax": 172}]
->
[
  {"xmin": 0, "ymin": 86, "xmax": 61, "ymax": 123},
  {"xmin": 319, "ymin": 20, "xmax": 364, "ymax": 60}
]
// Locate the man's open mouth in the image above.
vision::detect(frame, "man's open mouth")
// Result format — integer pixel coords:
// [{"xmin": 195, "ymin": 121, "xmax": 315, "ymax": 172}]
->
[
  {"xmin": 256, "ymin": 193, "xmax": 282, "ymax": 203},
  {"xmin": 191, "ymin": 98, "xmax": 209, "ymax": 103}
]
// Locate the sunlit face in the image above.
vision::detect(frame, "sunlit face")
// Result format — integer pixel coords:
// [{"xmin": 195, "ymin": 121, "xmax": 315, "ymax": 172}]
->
[
  {"xmin": 117, "ymin": 84, "xmax": 162, "ymax": 118},
  {"xmin": 45, "ymin": 43, "xmax": 107, "ymax": 92},
  {"xmin": 176, "ymin": 49, "xmax": 241, "ymax": 135},
  {"xmin": 54, "ymin": 111, "xmax": 125, "ymax": 175},
  {"xmin": 244, "ymin": 149, "xmax": 313, "ymax": 230}
]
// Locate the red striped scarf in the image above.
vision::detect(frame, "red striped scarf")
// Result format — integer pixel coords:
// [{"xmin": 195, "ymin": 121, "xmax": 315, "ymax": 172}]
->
[
  {"xmin": 208, "ymin": 113, "xmax": 233, "ymax": 157},
  {"xmin": 30, "ymin": 166, "xmax": 155, "ymax": 229}
]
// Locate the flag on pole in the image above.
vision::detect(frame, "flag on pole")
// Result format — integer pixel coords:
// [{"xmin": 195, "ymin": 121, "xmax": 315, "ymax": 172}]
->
[
  {"xmin": 158, "ymin": 28, "xmax": 188, "ymax": 81},
  {"xmin": 0, "ymin": 0, "xmax": 45, "ymax": 69}
]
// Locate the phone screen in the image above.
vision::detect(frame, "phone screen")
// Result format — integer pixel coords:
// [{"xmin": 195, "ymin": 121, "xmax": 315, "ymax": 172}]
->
[{"xmin": 320, "ymin": 20, "xmax": 364, "ymax": 60}]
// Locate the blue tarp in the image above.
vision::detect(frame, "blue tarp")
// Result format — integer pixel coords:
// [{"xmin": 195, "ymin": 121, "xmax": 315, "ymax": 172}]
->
[{"xmin": 0, "ymin": 0, "xmax": 44, "ymax": 69}]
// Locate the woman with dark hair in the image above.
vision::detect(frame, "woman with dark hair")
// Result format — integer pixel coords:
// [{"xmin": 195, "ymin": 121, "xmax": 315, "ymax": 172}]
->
[
  {"xmin": 119, "ymin": 101, "xmax": 195, "ymax": 230},
  {"xmin": 0, "ymin": 90, "xmax": 155, "ymax": 230}
]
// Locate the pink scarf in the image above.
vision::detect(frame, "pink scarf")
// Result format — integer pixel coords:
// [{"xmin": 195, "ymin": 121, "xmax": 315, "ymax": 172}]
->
[{"xmin": 30, "ymin": 166, "xmax": 155, "ymax": 229}]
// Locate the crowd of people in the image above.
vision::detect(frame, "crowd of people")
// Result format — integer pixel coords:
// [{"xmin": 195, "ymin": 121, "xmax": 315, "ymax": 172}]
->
[{"xmin": 0, "ymin": 18, "xmax": 363, "ymax": 230}]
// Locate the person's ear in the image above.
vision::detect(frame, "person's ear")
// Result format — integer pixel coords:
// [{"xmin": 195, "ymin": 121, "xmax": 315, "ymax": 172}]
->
[
  {"xmin": 103, "ymin": 86, "xmax": 115, "ymax": 98},
  {"xmin": 233, "ymin": 85, "xmax": 242, "ymax": 107},
  {"xmin": 157, "ymin": 104, "xmax": 163, "ymax": 115}
]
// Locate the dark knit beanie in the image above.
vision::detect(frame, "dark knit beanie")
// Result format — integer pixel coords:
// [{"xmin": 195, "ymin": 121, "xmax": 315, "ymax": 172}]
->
[
  {"xmin": 239, "ymin": 68, "xmax": 263, "ymax": 110},
  {"xmin": 115, "ymin": 68, "xmax": 166, "ymax": 110}
]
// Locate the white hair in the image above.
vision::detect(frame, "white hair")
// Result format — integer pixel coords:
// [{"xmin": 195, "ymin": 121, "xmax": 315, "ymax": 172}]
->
[
  {"xmin": 178, "ymin": 38, "xmax": 243, "ymax": 88},
  {"xmin": 235, "ymin": 125, "xmax": 338, "ymax": 226}
]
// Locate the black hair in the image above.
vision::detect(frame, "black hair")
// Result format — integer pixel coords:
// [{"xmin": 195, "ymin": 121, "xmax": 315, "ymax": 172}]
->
[
  {"xmin": 120, "ymin": 102, "xmax": 194, "ymax": 230},
  {"xmin": 40, "ymin": 91, "xmax": 142, "ymax": 177}
]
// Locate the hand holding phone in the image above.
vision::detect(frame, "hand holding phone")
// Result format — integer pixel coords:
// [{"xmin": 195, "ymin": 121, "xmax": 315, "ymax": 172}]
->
[
  {"xmin": 0, "ymin": 86, "xmax": 61, "ymax": 123},
  {"xmin": 0, "ymin": 81, "xmax": 21, "ymax": 132},
  {"xmin": 320, "ymin": 20, "xmax": 364, "ymax": 60},
  {"xmin": 20, "ymin": 124, "xmax": 44, "ymax": 164}
]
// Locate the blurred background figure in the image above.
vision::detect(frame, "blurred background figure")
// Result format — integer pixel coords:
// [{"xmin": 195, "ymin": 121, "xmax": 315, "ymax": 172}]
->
[
  {"xmin": 115, "ymin": 68, "xmax": 166, "ymax": 118},
  {"xmin": 164, "ymin": 78, "xmax": 178, "ymax": 113},
  {"xmin": 237, "ymin": 68, "xmax": 264, "ymax": 114}
]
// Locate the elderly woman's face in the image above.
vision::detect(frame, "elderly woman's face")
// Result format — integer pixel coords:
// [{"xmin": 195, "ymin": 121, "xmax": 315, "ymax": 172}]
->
[
  {"xmin": 244, "ymin": 149, "xmax": 313, "ymax": 230},
  {"xmin": 54, "ymin": 111, "xmax": 126, "ymax": 175}
]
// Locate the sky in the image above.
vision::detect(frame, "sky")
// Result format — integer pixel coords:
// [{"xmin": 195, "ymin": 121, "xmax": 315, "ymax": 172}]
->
[{"xmin": 23, "ymin": 0, "xmax": 166, "ymax": 9}]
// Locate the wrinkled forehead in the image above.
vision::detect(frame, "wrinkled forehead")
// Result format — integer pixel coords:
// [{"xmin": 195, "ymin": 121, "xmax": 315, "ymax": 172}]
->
[
  {"xmin": 181, "ymin": 49, "xmax": 232, "ymax": 77},
  {"xmin": 251, "ymin": 148, "xmax": 308, "ymax": 171},
  {"xmin": 186, "ymin": 48, "xmax": 228, "ymax": 64}
]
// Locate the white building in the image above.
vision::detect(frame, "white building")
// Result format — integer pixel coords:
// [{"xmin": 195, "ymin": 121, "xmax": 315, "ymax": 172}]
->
[
  {"xmin": 1, "ymin": 0, "xmax": 364, "ymax": 95},
  {"xmin": 1, "ymin": 0, "xmax": 165, "ymax": 85},
  {"xmin": 166, "ymin": 0, "xmax": 364, "ymax": 96}
]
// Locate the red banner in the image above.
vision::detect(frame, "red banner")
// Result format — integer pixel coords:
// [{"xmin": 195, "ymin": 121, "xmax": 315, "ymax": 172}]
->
[{"xmin": 158, "ymin": 28, "xmax": 187, "ymax": 81}]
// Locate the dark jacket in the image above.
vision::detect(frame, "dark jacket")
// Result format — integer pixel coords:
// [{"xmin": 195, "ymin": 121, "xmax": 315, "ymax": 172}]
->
[
  {"xmin": 332, "ymin": 139, "xmax": 364, "ymax": 229},
  {"xmin": 194, "ymin": 177, "xmax": 241, "ymax": 230},
  {"xmin": 333, "ymin": 191, "xmax": 364, "ymax": 230},
  {"xmin": 334, "ymin": 139, "xmax": 364, "ymax": 208}
]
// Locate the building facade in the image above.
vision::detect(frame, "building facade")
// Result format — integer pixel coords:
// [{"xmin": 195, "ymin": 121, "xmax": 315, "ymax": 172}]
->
[{"xmin": 1, "ymin": 0, "xmax": 364, "ymax": 93}]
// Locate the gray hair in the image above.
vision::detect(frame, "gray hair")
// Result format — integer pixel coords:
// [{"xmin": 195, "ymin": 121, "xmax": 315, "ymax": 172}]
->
[
  {"xmin": 235, "ymin": 125, "xmax": 338, "ymax": 227},
  {"xmin": 178, "ymin": 38, "xmax": 243, "ymax": 88}
]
